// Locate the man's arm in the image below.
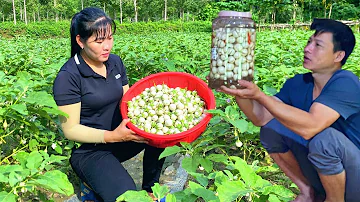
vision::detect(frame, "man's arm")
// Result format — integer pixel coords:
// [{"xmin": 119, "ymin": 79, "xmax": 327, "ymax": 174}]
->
[
  {"xmin": 257, "ymin": 93, "xmax": 340, "ymax": 140},
  {"xmin": 234, "ymin": 97, "xmax": 278, "ymax": 126},
  {"xmin": 219, "ymin": 80, "xmax": 340, "ymax": 140}
]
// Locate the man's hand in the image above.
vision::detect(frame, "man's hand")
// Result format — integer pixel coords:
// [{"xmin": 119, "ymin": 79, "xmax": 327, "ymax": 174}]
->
[
  {"xmin": 104, "ymin": 119, "xmax": 148, "ymax": 144},
  {"xmin": 217, "ymin": 80, "xmax": 264, "ymax": 100}
]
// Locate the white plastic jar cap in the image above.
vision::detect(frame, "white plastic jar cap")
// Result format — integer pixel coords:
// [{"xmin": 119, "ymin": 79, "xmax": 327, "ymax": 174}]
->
[{"xmin": 218, "ymin": 11, "xmax": 252, "ymax": 18}]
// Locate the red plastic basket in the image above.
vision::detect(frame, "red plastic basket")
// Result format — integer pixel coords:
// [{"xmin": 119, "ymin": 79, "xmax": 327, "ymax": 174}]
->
[{"xmin": 120, "ymin": 72, "xmax": 216, "ymax": 148}]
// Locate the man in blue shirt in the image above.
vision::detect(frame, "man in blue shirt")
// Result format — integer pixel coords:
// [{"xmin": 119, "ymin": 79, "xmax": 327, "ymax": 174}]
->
[{"xmin": 218, "ymin": 19, "xmax": 360, "ymax": 202}]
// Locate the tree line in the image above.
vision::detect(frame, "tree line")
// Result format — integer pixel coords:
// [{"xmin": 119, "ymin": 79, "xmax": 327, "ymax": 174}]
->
[{"xmin": 1, "ymin": 0, "xmax": 359, "ymax": 25}]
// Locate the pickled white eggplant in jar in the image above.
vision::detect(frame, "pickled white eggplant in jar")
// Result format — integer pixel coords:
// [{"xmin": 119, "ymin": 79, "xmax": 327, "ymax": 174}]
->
[{"xmin": 208, "ymin": 11, "xmax": 256, "ymax": 89}]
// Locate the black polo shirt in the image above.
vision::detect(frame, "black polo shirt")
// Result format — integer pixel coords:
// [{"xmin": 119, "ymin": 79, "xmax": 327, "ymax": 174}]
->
[{"xmin": 53, "ymin": 53, "xmax": 129, "ymax": 131}]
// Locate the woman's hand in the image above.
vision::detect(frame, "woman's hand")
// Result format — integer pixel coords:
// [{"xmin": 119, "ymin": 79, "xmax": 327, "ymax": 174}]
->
[
  {"xmin": 104, "ymin": 119, "xmax": 148, "ymax": 144},
  {"xmin": 216, "ymin": 80, "xmax": 264, "ymax": 100}
]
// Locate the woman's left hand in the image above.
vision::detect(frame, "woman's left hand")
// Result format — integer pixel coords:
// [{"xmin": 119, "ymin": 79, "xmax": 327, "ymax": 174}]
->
[{"xmin": 104, "ymin": 119, "xmax": 148, "ymax": 144}]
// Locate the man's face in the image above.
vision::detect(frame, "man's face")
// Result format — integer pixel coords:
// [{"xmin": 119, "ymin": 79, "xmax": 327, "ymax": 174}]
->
[{"xmin": 303, "ymin": 32, "xmax": 340, "ymax": 72}]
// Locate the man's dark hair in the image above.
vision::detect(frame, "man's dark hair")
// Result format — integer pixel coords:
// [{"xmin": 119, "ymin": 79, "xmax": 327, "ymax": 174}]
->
[{"xmin": 310, "ymin": 18, "xmax": 356, "ymax": 66}]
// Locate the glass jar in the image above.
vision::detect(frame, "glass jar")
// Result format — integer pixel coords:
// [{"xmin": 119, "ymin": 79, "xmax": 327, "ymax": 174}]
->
[{"xmin": 208, "ymin": 11, "xmax": 256, "ymax": 89}]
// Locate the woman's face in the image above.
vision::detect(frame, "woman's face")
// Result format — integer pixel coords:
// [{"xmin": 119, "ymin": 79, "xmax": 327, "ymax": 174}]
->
[{"xmin": 78, "ymin": 26, "xmax": 114, "ymax": 64}]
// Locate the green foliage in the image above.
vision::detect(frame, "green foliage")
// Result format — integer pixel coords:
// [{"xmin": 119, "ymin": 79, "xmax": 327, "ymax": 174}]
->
[
  {"xmin": 332, "ymin": 2, "xmax": 360, "ymax": 20},
  {"xmin": 0, "ymin": 21, "xmax": 71, "ymax": 38},
  {"xmin": 0, "ymin": 20, "xmax": 212, "ymax": 38},
  {"xmin": 0, "ymin": 151, "xmax": 73, "ymax": 201},
  {"xmin": 116, "ymin": 20, "xmax": 212, "ymax": 34},
  {"xmin": 0, "ymin": 37, "xmax": 74, "ymax": 200}
]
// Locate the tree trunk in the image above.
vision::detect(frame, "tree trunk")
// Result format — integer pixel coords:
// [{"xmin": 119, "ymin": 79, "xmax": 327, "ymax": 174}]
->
[
  {"xmin": 24, "ymin": 0, "xmax": 27, "ymax": 24},
  {"xmin": 293, "ymin": 0, "xmax": 297, "ymax": 22},
  {"xmin": 272, "ymin": 11, "xmax": 276, "ymax": 24},
  {"xmin": 103, "ymin": 2, "xmax": 106, "ymax": 13},
  {"xmin": 81, "ymin": 0, "xmax": 84, "ymax": 10},
  {"xmin": 37, "ymin": 10, "xmax": 40, "ymax": 21},
  {"xmin": 54, "ymin": 0, "xmax": 58, "ymax": 22},
  {"xmin": 186, "ymin": 11, "xmax": 189, "ymax": 21},
  {"xmin": 120, "ymin": 0, "xmax": 123, "ymax": 23},
  {"xmin": 164, "ymin": 0, "xmax": 167, "ymax": 21},
  {"xmin": 33, "ymin": 12, "xmax": 35, "ymax": 22},
  {"xmin": 134, "ymin": 0, "xmax": 138, "ymax": 22},
  {"xmin": 328, "ymin": 3, "xmax": 332, "ymax": 18},
  {"xmin": 12, "ymin": 0, "xmax": 16, "ymax": 25}
]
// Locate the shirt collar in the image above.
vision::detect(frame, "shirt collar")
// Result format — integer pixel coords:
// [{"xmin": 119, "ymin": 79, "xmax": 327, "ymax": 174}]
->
[{"xmin": 74, "ymin": 53, "xmax": 115, "ymax": 77}]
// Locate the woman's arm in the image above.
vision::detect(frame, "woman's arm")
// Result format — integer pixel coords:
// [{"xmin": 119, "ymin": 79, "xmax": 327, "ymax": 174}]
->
[
  {"xmin": 59, "ymin": 102, "xmax": 147, "ymax": 144},
  {"xmin": 123, "ymin": 84, "xmax": 129, "ymax": 95},
  {"xmin": 58, "ymin": 103, "xmax": 106, "ymax": 143}
]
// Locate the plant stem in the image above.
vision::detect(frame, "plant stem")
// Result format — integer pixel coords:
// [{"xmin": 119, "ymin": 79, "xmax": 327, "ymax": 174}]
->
[
  {"xmin": 13, "ymin": 86, "xmax": 28, "ymax": 105},
  {"xmin": 1, "ymin": 145, "xmax": 27, "ymax": 164},
  {"xmin": 0, "ymin": 129, "xmax": 15, "ymax": 143}
]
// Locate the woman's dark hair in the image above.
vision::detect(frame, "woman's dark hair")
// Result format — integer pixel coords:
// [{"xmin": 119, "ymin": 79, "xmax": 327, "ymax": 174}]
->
[
  {"xmin": 70, "ymin": 7, "xmax": 116, "ymax": 57},
  {"xmin": 311, "ymin": 18, "xmax": 356, "ymax": 66}
]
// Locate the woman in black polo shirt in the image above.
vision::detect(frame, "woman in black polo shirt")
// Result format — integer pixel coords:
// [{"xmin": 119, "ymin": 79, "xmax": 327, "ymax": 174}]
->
[{"xmin": 53, "ymin": 7, "xmax": 165, "ymax": 202}]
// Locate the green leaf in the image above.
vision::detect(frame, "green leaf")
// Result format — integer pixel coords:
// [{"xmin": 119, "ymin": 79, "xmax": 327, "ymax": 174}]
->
[
  {"xmin": 26, "ymin": 151, "xmax": 43, "ymax": 170},
  {"xmin": 0, "ymin": 108, "xmax": 5, "ymax": 116},
  {"xmin": 188, "ymin": 172, "xmax": 208, "ymax": 187},
  {"xmin": 27, "ymin": 170, "xmax": 74, "ymax": 196},
  {"xmin": 14, "ymin": 151, "xmax": 29, "ymax": 167},
  {"xmin": 268, "ymin": 194, "xmax": 281, "ymax": 202},
  {"xmin": 263, "ymin": 85, "xmax": 278, "ymax": 96},
  {"xmin": 23, "ymin": 91, "xmax": 57, "ymax": 108},
  {"xmin": 116, "ymin": 190, "xmax": 153, "ymax": 202},
  {"xmin": 182, "ymin": 156, "xmax": 200, "ymax": 173},
  {"xmin": 228, "ymin": 119, "xmax": 248, "ymax": 133},
  {"xmin": 213, "ymin": 171, "xmax": 229, "ymax": 188},
  {"xmin": 225, "ymin": 106, "xmax": 238, "ymax": 119},
  {"xmin": 0, "ymin": 191, "xmax": 16, "ymax": 202},
  {"xmin": 8, "ymin": 171, "xmax": 22, "ymax": 187},
  {"xmin": 48, "ymin": 154, "xmax": 67, "ymax": 164},
  {"xmin": 262, "ymin": 185, "xmax": 294, "ymax": 199},
  {"xmin": 10, "ymin": 104, "xmax": 28, "ymax": 115},
  {"xmin": 173, "ymin": 188, "xmax": 197, "ymax": 202},
  {"xmin": 231, "ymin": 156, "xmax": 271, "ymax": 188},
  {"xmin": 159, "ymin": 146, "xmax": 182, "ymax": 160},
  {"xmin": 188, "ymin": 181, "xmax": 219, "ymax": 202},
  {"xmin": 54, "ymin": 144, "xmax": 63, "ymax": 154},
  {"xmin": 28, "ymin": 139, "xmax": 39, "ymax": 151},
  {"xmin": 164, "ymin": 193, "xmax": 176, "ymax": 202},
  {"xmin": 206, "ymin": 154, "xmax": 228, "ymax": 163},
  {"xmin": 209, "ymin": 116, "xmax": 222, "ymax": 124},
  {"xmin": 223, "ymin": 170, "xmax": 233, "ymax": 180},
  {"xmin": 217, "ymin": 180, "xmax": 250, "ymax": 202},
  {"xmin": 0, "ymin": 173, "xmax": 7, "ymax": 183},
  {"xmin": 199, "ymin": 158, "xmax": 213, "ymax": 173},
  {"xmin": 14, "ymin": 73, "xmax": 31, "ymax": 90},
  {"xmin": 163, "ymin": 60, "xmax": 176, "ymax": 72},
  {"xmin": 0, "ymin": 165, "xmax": 23, "ymax": 174},
  {"xmin": 179, "ymin": 142, "xmax": 192, "ymax": 150},
  {"xmin": 151, "ymin": 183, "xmax": 169, "ymax": 200},
  {"xmin": 207, "ymin": 109, "xmax": 226, "ymax": 117},
  {"xmin": 43, "ymin": 107, "xmax": 69, "ymax": 117}
]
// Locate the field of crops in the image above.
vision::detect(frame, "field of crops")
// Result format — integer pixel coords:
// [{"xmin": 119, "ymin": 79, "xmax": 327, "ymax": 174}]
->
[{"xmin": 0, "ymin": 30, "xmax": 359, "ymax": 201}]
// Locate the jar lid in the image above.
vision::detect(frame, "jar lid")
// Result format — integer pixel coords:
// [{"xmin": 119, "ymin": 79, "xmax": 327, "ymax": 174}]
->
[{"xmin": 218, "ymin": 11, "xmax": 252, "ymax": 18}]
